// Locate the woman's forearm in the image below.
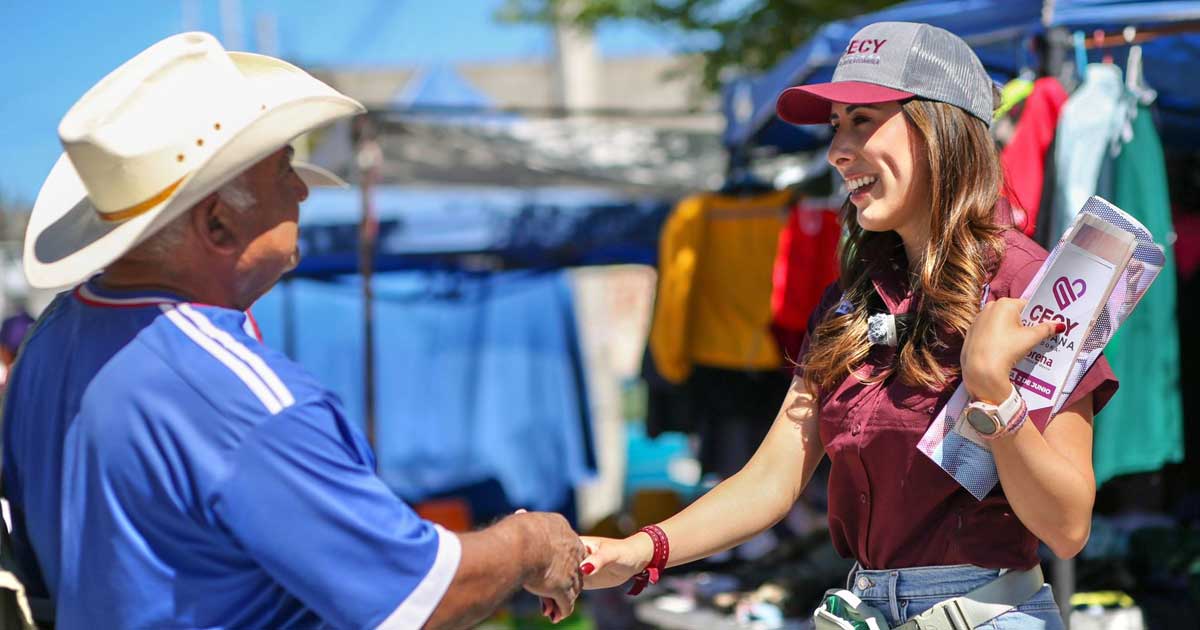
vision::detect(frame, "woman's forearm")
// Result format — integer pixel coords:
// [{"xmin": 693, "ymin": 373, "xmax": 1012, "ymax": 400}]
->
[
  {"xmin": 650, "ymin": 377, "xmax": 826, "ymax": 568},
  {"xmin": 655, "ymin": 465, "xmax": 800, "ymax": 567},
  {"xmin": 961, "ymin": 302, "xmax": 1096, "ymax": 558},
  {"xmin": 991, "ymin": 396, "xmax": 1096, "ymax": 558}
]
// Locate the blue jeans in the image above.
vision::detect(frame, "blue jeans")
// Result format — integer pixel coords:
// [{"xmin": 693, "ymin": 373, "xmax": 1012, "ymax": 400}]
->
[{"xmin": 846, "ymin": 564, "xmax": 1065, "ymax": 629}]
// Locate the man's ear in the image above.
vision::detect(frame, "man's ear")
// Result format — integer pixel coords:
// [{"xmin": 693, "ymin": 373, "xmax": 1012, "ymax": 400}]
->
[{"xmin": 191, "ymin": 193, "xmax": 239, "ymax": 255}]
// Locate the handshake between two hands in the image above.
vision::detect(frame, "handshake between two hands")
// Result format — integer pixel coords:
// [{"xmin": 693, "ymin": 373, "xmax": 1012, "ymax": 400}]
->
[{"xmin": 511, "ymin": 510, "xmax": 654, "ymax": 624}]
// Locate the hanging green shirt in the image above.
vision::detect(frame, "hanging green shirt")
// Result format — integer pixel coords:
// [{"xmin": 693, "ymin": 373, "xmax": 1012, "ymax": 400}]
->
[{"xmin": 1100, "ymin": 102, "xmax": 1184, "ymax": 485}]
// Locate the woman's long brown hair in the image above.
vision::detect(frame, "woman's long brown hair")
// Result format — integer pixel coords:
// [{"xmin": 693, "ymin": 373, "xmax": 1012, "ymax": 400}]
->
[{"xmin": 802, "ymin": 99, "xmax": 1006, "ymax": 394}]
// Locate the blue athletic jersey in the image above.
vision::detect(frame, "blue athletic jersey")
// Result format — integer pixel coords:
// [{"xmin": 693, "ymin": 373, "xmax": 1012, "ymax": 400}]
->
[{"xmin": 1, "ymin": 279, "xmax": 460, "ymax": 629}]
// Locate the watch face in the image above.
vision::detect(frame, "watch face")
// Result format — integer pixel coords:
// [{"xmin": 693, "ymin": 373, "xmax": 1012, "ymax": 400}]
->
[{"xmin": 966, "ymin": 407, "xmax": 1000, "ymax": 435}]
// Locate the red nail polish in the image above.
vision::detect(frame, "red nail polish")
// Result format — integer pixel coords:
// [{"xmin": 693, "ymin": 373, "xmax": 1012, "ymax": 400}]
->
[
  {"xmin": 1055, "ymin": 323, "xmax": 1066, "ymax": 334},
  {"xmin": 581, "ymin": 562, "xmax": 595, "ymax": 575}
]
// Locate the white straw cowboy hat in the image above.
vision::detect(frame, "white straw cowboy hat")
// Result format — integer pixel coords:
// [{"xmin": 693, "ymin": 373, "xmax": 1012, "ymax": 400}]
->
[{"xmin": 24, "ymin": 32, "xmax": 365, "ymax": 289}]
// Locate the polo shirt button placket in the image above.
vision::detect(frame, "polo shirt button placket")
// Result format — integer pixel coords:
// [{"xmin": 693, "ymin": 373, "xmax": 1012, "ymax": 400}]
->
[{"xmin": 860, "ymin": 492, "xmax": 868, "ymax": 504}]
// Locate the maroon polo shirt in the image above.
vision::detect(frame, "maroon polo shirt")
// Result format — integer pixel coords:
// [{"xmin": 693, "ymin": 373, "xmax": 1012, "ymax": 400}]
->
[{"xmin": 798, "ymin": 229, "xmax": 1118, "ymax": 570}]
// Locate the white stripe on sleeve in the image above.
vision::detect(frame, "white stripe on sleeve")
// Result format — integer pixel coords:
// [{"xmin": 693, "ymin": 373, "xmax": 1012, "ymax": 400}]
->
[
  {"xmin": 376, "ymin": 525, "xmax": 463, "ymax": 630},
  {"xmin": 161, "ymin": 305, "xmax": 283, "ymax": 414},
  {"xmin": 177, "ymin": 304, "xmax": 295, "ymax": 407}
]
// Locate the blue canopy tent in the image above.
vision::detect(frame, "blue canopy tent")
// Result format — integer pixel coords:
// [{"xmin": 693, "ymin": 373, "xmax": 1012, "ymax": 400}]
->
[
  {"xmin": 723, "ymin": 0, "xmax": 1200, "ymax": 154},
  {"xmin": 394, "ymin": 64, "xmax": 496, "ymax": 112},
  {"xmin": 296, "ymin": 61, "xmax": 675, "ymax": 277},
  {"xmin": 391, "ymin": 62, "xmax": 522, "ymax": 127}
]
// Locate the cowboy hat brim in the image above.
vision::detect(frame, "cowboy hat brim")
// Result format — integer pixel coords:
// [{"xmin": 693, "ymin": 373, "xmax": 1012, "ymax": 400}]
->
[
  {"xmin": 24, "ymin": 52, "xmax": 364, "ymax": 289},
  {"xmin": 291, "ymin": 160, "xmax": 348, "ymax": 189}
]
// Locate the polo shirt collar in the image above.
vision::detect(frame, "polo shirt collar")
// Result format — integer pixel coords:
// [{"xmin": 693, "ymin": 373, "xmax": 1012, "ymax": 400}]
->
[{"xmin": 869, "ymin": 245, "xmax": 915, "ymax": 315}]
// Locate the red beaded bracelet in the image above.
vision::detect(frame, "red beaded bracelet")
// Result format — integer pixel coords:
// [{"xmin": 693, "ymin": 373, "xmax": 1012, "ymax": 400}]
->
[{"xmin": 627, "ymin": 524, "xmax": 670, "ymax": 596}]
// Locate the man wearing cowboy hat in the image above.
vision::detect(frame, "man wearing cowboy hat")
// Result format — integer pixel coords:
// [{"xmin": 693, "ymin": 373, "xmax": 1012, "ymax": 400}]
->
[{"xmin": 2, "ymin": 32, "xmax": 586, "ymax": 629}]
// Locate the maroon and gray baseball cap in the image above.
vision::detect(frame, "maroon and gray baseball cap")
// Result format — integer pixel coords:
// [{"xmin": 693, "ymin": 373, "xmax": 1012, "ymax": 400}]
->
[{"xmin": 777, "ymin": 21, "xmax": 997, "ymax": 127}]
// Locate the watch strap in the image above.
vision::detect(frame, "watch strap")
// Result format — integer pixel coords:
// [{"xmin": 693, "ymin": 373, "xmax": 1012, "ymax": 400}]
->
[
  {"xmin": 977, "ymin": 387, "xmax": 1029, "ymax": 441},
  {"xmin": 994, "ymin": 385, "xmax": 1023, "ymax": 425}
]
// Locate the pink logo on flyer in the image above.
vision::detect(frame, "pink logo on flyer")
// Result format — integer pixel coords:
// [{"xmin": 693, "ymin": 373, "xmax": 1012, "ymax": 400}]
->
[{"xmin": 1052, "ymin": 276, "xmax": 1087, "ymax": 309}]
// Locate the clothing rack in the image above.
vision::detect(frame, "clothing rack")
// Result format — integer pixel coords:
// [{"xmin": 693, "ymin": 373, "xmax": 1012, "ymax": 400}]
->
[
  {"xmin": 1038, "ymin": 22, "xmax": 1200, "ymax": 628},
  {"xmin": 1042, "ymin": 21, "xmax": 1200, "ymax": 86},
  {"xmin": 1082, "ymin": 20, "xmax": 1200, "ymax": 49}
]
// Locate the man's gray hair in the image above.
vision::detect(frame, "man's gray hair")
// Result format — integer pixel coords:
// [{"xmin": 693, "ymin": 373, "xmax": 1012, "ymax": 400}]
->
[
  {"xmin": 216, "ymin": 176, "xmax": 257, "ymax": 213},
  {"xmin": 132, "ymin": 176, "xmax": 257, "ymax": 260}
]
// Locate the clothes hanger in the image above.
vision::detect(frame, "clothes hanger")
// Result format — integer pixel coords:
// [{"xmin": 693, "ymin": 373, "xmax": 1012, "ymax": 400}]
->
[
  {"xmin": 706, "ymin": 159, "xmax": 793, "ymax": 223},
  {"xmin": 1017, "ymin": 34, "xmax": 1038, "ymax": 81},
  {"xmin": 1123, "ymin": 26, "xmax": 1158, "ymax": 105},
  {"xmin": 1094, "ymin": 29, "xmax": 1114, "ymax": 64},
  {"xmin": 718, "ymin": 164, "xmax": 775, "ymax": 196},
  {"xmin": 1073, "ymin": 31, "xmax": 1089, "ymax": 82}
]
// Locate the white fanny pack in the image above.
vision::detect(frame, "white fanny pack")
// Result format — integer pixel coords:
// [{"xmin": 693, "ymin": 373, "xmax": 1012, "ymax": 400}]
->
[{"xmin": 813, "ymin": 565, "xmax": 1044, "ymax": 630}]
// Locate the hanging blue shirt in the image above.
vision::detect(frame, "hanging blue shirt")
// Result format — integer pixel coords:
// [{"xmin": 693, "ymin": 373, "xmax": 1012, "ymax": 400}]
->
[
  {"xmin": 1, "ymin": 279, "xmax": 460, "ymax": 629},
  {"xmin": 252, "ymin": 270, "xmax": 596, "ymax": 518}
]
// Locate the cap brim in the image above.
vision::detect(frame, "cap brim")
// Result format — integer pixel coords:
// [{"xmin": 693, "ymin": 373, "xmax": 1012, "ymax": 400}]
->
[{"xmin": 777, "ymin": 81, "xmax": 915, "ymax": 125}]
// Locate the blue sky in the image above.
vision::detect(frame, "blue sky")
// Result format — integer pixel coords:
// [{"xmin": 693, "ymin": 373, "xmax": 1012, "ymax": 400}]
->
[{"xmin": 0, "ymin": 0, "xmax": 708, "ymax": 205}]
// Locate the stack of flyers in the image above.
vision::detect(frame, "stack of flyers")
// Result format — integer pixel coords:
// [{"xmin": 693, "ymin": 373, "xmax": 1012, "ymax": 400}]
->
[{"xmin": 917, "ymin": 196, "xmax": 1166, "ymax": 500}]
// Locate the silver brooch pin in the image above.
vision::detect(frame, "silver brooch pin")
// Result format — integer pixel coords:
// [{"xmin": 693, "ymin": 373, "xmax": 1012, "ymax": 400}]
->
[{"xmin": 867, "ymin": 312, "xmax": 899, "ymax": 347}]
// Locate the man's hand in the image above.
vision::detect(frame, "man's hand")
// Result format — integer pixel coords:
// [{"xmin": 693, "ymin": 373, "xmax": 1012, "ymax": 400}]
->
[{"xmin": 511, "ymin": 512, "xmax": 586, "ymax": 623}]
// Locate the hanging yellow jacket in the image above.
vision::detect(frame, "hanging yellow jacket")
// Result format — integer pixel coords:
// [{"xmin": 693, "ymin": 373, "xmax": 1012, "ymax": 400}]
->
[{"xmin": 650, "ymin": 190, "xmax": 792, "ymax": 383}]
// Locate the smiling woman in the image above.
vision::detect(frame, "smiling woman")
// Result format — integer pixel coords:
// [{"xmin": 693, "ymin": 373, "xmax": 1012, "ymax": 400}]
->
[
  {"xmin": 807, "ymin": 96, "xmax": 1005, "ymax": 394},
  {"xmin": 576, "ymin": 20, "xmax": 1119, "ymax": 630}
]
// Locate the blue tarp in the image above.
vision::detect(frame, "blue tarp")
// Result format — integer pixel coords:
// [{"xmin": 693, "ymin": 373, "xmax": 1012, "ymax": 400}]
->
[
  {"xmin": 270, "ymin": 186, "xmax": 661, "ymax": 517},
  {"xmin": 1050, "ymin": 0, "xmax": 1200, "ymax": 28},
  {"xmin": 291, "ymin": 186, "xmax": 671, "ymax": 277},
  {"xmin": 252, "ymin": 270, "xmax": 596, "ymax": 515},
  {"xmin": 724, "ymin": 0, "xmax": 1200, "ymax": 153}
]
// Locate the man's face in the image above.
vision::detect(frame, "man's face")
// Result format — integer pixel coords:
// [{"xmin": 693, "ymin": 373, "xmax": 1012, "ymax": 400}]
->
[{"xmin": 231, "ymin": 146, "xmax": 309, "ymax": 308}]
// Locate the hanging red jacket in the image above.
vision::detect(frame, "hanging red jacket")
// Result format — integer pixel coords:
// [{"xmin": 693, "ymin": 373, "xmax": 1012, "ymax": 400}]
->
[
  {"xmin": 1001, "ymin": 77, "xmax": 1069, "ymax": 236},
  {"xmin": 770, "ymin": 201, "xmax": 841, "ymax": 362}
]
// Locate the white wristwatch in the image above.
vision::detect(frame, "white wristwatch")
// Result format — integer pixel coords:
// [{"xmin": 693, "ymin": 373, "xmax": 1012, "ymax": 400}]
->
[{"xmin": 964, "ymin": 385, "xmax": 1025, "ymax": 438}]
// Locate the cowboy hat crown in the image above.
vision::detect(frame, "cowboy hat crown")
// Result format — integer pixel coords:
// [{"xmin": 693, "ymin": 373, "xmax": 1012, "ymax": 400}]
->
[{"xmin": 61, "ymin": 33, "xmax": 270, "ymax": 217}]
